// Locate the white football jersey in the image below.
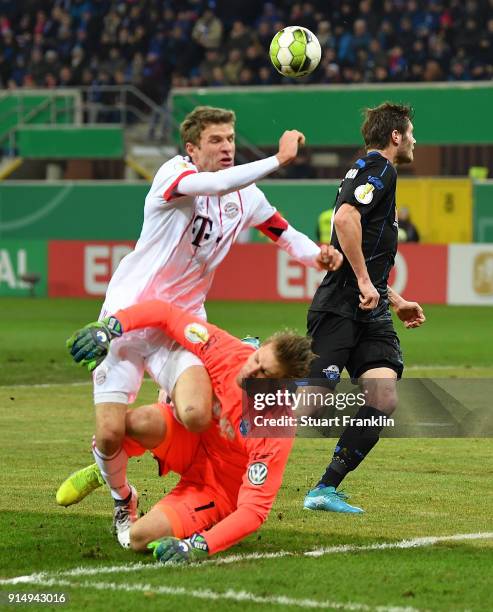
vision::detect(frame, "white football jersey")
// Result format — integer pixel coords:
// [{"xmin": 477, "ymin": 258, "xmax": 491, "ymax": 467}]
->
[{"xmin": 102, "ymin": 155, "xmax": 276, "ymax": 317}]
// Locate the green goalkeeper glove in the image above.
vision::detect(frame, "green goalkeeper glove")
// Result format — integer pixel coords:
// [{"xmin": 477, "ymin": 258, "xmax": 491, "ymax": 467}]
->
[
  {"xmin": 66, "ymin": 316, "xmax": 123, "ymax": 372},
  {"xmin": 147, "ymin": 534, "xmax": 209, "ymax": 565}
]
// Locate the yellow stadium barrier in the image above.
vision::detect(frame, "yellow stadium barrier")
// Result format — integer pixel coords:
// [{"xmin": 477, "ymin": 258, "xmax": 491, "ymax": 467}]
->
[{"xmin": 396, "ymin": 178, "xmax": 472, "ymax": 243}]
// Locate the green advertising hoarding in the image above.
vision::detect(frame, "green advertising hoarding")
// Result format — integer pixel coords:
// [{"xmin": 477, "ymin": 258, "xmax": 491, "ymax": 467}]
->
[
  {"xmin": 0, "ymin": 240, "xmax": 47, "ymax": 296},
  {"xmin": 172, "ymin": 83, "xmax": 493, "ymax": 147},
  {"xmin": 473, "ymin": 181, "xmax": 493, "ymax": 243},
  {"xmin": 0, "ymin": 181, "xmax": 337, "ymax": 242}
]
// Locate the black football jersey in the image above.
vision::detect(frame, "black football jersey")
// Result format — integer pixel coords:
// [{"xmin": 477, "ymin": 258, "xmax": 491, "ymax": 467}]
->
[{"xmin": 310, "ymin": 151, "xmax": 398, "ymax": 321}]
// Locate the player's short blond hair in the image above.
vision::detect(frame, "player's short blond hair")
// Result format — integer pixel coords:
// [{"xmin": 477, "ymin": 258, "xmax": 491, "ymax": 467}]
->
[
  {"xmin": 180, "ymin": 106, "xmax": 236, "ymax": 146},
  {"xmin": 265, "ymin": 331, "xmax": 315, "ymax": 379}
]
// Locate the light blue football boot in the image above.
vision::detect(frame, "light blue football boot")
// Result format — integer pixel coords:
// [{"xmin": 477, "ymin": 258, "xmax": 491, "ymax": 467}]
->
[
  {"xmin": 303, "ymin": 485, "xmax": 364, "ymax": 513},
  {"xmin": 241, "ymin": 335, "xmax": 260, "ymax": 350}
]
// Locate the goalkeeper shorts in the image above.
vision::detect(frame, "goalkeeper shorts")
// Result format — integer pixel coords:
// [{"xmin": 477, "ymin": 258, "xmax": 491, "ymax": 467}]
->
[{"xmin": 123, "ymin": 403, "xmax": 236, "ymax": 538}]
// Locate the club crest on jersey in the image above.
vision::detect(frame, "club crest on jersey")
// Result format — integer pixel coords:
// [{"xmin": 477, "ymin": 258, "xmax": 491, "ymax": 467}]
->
[
  {"xmin": 248, "ymin": 462, "xmax": 268, "ymax": 485},
  {"xmin": 184, "ymin": 323, "xmax": 209, "ymax": 344},
  {"xmin": 174, "ymin": 160, "xmax": 194, "ymax": 171},
  {"xmin": 95, "ymin": 368, "xmax": 107, "ymax": 385},
  {"xmin": 322, "ymin": 364, "xmax": 340, "ymax": 382},
  {"xmin": 224, "ymin": 201, "xmax": 239, "ymax": 218},
  {"xmin": 354, "ymin": 183, "xmax": 375, "ymax": 204}
]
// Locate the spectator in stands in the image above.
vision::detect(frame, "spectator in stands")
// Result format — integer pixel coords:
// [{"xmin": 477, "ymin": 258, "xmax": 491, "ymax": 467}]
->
[
  {"xmin": 2, "ymin": 0, "xmax": 492, "ymax": 94},
  {"xmin": 388, "ymin": 46, "xmax": 408, "ymax": 80},
  {"xmin": 316, "ymin": 21, "xmax": 334, "ymax": 50},
  {"xmin": 374, "ymin": 65, "xmax": 390, "ymax": 82},
  {"xmin": 44, "ymin": 50, "xmax": 61, "ymax": 80},
  {"xmin": 358, "ymin": 0, "xmax": 380, "ymax": 35},
  {"xmin": 223, "ymin": 49, "xmax": 244, "ymax": 85},
  {"xmin": 238, "ymin": 66, "xmax": 255, "ymax": 86},
  {"xmin": 70, "ymin": 46, "xmax": 86, "ymax": 84},
  {"xmin": 59, "ymin": 65, "xmax": 75, "ymax": 87},
  {"xmin": 256, "ymin": 2, "xmax": 282, "ymax": 28},
  {"xmin": 398, "ymin": 16, "xmax": 415, "ymax": 54},
  {"xmin": 102, "ymin": 47, "xmax": 127, "ymax": 76},
  {"xmin": 28, "ymin": 47, "xmax": 47, "ymax": 86},
  {"xmin": 226, "ymin": 20, "xmax": 255, "ymax": 54},
  {"xmin": 256, "ymin": 21, "xmax": 273, "ymax": 51},
  {"xmin": 11, "ymin": 55, "xmax": 26, "ymax": 86},
  {"xmin": 352, "ymin": 19, "xmax": 372, "ymax": 57},
  {"xmin": 127, "ymin": 47, "xmax": 144, "ymax": 78},
  {"xmin": 210, "ymin": 66, "xmax": 226, "ymax": 87},
  {"xmin": 243, "ymin": 45, "xmax": 264, "ymax": 74},
  {"xmin": 192, "ymin": 9, "xmax": 223, "ymax": 51},
  {"xmin": 423, "ymin": 59, "xmax": 443, "ymax": 81},
  {"xmin": 449, "ymin": 59, "xmax": 470, "ymax": 81},
  {"xmin": 257, "ymin": 65, "xmax": 278, "ymax": 85},
  {"xmin": 289, "ymin": 2, "xmax": 317, "ymax": 33},
  {"xmin": 199, "ymin": 49, "xmax": 223, "ymax": 85}
]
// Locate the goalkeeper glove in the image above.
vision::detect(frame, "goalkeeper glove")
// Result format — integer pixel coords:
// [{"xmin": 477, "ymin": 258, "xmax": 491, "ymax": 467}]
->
[
  {"xmin": 66, "ymin": 316, "xmax": 123, "ymax": 372},
  {"xmin": 147, "ymin": 533, "xmax": 209, "ymax": 565}
]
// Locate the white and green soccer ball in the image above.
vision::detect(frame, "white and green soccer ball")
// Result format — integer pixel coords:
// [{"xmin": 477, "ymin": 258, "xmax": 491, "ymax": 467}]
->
[{"xmin": 269, "ymin": 26, "xmax": 321, "ymax": 78}]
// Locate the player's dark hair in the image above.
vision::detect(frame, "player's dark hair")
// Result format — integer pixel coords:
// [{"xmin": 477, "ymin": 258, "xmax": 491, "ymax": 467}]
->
[
  {"xmin": 180, "ymin": 106, "xmax": 236, "ymax": 146},
  {"xmin": 266, "ymin": 331, "xmax": 315, "ymax": 378},
  {"xmin": 361, "ymin": 102, "xmax": 414, "ymax": 150}
]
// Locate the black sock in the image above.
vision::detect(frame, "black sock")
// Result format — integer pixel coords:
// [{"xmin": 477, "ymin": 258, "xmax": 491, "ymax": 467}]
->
[{"xmin": 318, "ymin": 406, "xmax": 386, "ymax": 488}]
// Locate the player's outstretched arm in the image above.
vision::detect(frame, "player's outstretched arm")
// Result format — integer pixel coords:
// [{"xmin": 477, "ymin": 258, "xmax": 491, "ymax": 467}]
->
[
  {"xmin": 256, "ymin": 211, "xmax": 343, "ymax": 270},
  {"xmin": 67, "ymin": 299, "xmax": 242, "ymax": 375},
  {"xmin": 176, "ymin": 130, "xmax": 304, "ymax": 197},
  {"xmin": 149, "ymin": 441, "xmax": 292, "ymax": 564},
  {"xmin": 388, "ymin": 286, "xmax": 426, "ymax": 328}
]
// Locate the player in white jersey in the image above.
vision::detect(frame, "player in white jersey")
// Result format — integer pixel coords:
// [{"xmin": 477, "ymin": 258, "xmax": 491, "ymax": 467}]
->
[{"xmin": 57, "ymin": 106, "xmax": 343, "ymax": 546}]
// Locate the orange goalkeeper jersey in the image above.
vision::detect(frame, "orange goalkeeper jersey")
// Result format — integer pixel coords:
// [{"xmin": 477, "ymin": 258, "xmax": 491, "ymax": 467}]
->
[{"xmin": 115, "ymin": 300, "xmax": 293, "ymax": 554}]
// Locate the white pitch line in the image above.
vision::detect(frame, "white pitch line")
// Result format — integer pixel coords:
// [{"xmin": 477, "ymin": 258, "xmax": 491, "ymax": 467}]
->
[
  {"xmin": 2, "ymin": 532, "xmax": 491, "ymax": 586},
  {"xmin": 0, "ymin": 577, "xmax": 422, "ymax": 612},
  {"xmin": 303, "ymin": 532, "xmax": 493, "ymax": 558}
]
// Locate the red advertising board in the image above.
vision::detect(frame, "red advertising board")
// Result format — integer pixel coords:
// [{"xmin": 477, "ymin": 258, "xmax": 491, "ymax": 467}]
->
[
  {"xmin": 388, "ymin": 244, "xmax": 448, "ymax": 304},
  {"xmin": 48, "ymin": 240, "xmax": 448, "ymax": 303},
  {"xmin": 209, "ymin": 243, "xmax": 448, "ymax": 303},
  {"xmin": 48, "ymin": 241, "xmax": 134, "ymax": 297}
]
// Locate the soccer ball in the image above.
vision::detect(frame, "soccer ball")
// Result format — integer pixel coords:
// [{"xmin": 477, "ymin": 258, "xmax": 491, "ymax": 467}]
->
[{"xmin": 269, "ymin": 26, "xmax": 321, "ymax": 78}]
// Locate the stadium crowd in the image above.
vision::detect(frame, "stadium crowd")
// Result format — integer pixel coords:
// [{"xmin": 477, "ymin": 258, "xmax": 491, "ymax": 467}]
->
[{"xmin": 0, "ymin": 0, "xmax": 491, "ymax": 104}]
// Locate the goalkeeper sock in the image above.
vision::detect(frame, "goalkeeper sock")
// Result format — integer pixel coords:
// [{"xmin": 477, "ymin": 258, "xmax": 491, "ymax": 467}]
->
[
  {"xmin": 318, "ymin": 406, "xmax": 386, "ymax": 489},
  {"xmin": 92, "ymin": 436, "xmax": 131, "ymax": 501}
]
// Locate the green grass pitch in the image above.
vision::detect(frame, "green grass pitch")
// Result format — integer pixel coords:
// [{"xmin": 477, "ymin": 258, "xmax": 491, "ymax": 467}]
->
[{"xmin": 0, "ymin": 298, "xmax": 492, "ymax": 611}]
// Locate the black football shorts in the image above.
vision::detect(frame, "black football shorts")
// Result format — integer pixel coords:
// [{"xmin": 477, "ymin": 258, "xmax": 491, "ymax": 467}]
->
[{"xmin": 307, "ymin": 310, "xmax": 404, "ymax": 380}]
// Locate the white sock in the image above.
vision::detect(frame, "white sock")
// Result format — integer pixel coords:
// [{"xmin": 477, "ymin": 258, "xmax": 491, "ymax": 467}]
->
[{"xmin": 92, "ymin": 436, "xmax": 131, "ymax": 502}]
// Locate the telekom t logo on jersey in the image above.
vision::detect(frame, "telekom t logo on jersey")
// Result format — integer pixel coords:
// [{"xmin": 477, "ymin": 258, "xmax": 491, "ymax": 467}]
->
[{"xmin": 192, "ymin": 215, "xmax": 214, "ymax": 247}]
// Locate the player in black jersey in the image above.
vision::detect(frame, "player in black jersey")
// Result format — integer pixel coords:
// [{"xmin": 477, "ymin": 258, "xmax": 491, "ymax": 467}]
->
[{"xmin": 304, "ymin": 103, "xmax": 426, "ymax": 513}]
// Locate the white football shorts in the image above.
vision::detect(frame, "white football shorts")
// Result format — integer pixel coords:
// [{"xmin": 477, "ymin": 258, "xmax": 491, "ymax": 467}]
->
[{"xmin": 92, "ymin": 327, "xmax": 202, "ymax": 405}]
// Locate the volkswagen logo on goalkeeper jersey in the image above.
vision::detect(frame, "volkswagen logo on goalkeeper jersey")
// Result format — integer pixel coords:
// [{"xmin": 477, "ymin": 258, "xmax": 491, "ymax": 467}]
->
[{"xmin": 248, "ymin": 462, "xmax": 268, "ymax": 485}]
